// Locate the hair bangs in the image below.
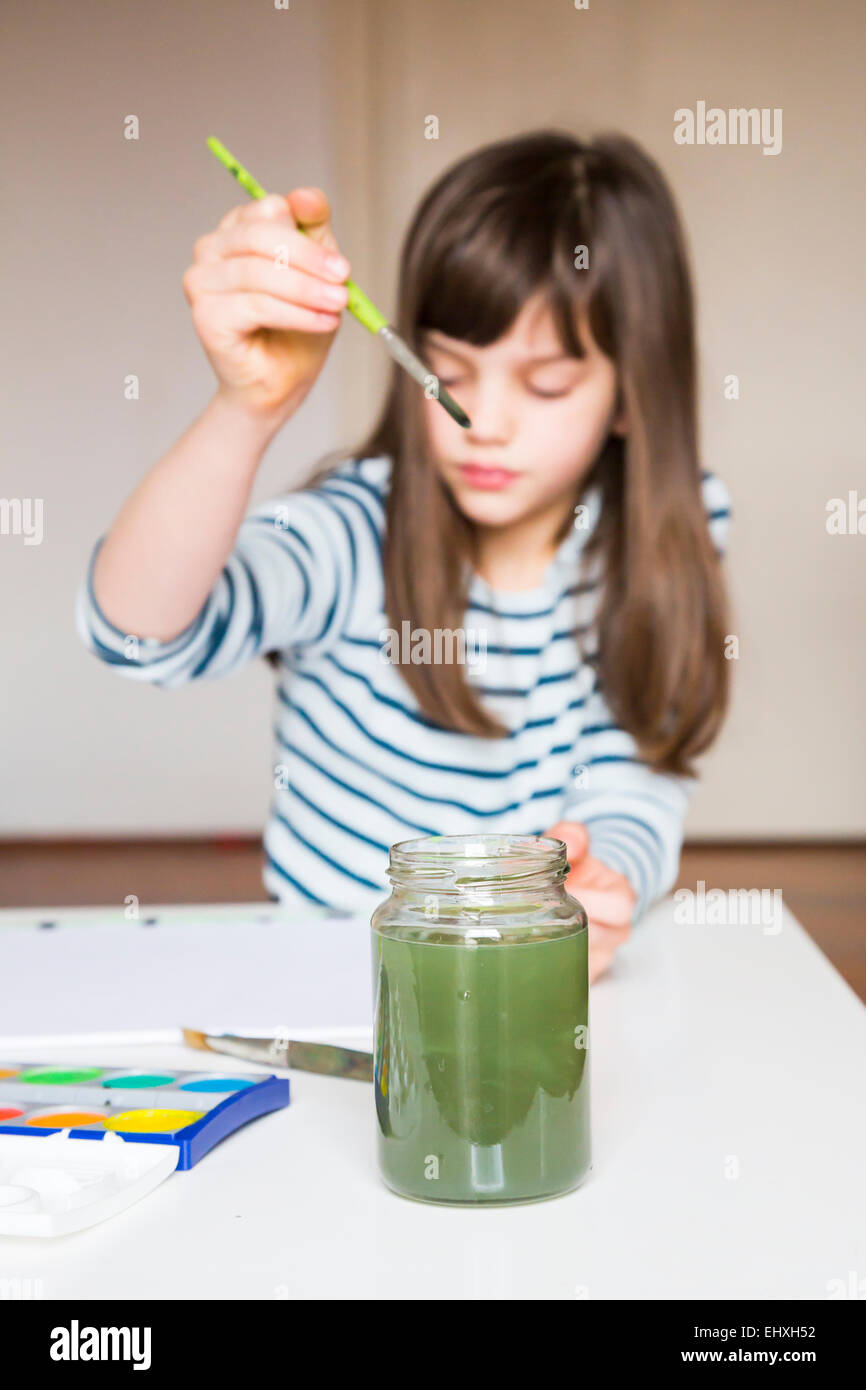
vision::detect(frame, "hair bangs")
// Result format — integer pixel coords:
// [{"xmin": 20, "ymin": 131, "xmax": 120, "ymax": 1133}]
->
[{"xmin": 413, "ymin": 206, "xmax": 554, "ymax": 347}]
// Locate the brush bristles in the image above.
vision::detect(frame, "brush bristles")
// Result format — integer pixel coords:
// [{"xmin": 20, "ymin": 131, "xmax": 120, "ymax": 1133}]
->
[{"xmin": 438, "ymin": 389, "xmax": 472, "ymax": 428}]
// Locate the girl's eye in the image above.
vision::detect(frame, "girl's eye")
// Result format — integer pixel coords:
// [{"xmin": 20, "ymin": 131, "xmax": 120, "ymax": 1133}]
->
[
  {"xmin": 430, "ymin": 371, "xmax": 575, "ymax": 397},
  {"xmin": 527, "ymin": 385, "xmax": 572, "ymax": 399}
]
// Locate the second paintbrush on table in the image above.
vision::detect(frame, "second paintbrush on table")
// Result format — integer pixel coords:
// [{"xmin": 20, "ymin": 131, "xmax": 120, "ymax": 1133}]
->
[{"xmin": 182, "ymin": 1026, "xmax": 373, "ymax": 1082}]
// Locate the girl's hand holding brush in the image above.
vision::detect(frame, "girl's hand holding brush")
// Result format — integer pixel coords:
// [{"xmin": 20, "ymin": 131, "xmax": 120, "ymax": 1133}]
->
[{"xmin": 182, "ymin": 187, "xmax": 351, "ymax": 424}]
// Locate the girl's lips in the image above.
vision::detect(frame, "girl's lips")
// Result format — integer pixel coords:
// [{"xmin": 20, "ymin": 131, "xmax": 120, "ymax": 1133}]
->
[{"xmin": 457, "ymin": 464, "xmax": 518, "ymax": 490}]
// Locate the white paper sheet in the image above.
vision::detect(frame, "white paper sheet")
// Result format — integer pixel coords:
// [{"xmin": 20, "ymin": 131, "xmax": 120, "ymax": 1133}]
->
[{"xmin": 0, "ymin": 912, "xmax": 374, "ymax": 1043}]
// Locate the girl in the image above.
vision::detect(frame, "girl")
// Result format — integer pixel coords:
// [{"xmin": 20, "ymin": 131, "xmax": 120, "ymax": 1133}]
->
[{"xmin": 77, "ymin": 130, "xmax": 731, "ymax": 982}]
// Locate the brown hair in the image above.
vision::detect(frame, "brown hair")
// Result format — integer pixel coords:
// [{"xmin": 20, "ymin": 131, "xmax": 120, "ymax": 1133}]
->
[{"xmin": 301, "ymin": 130, "xmax": 730, "ymax": 776}]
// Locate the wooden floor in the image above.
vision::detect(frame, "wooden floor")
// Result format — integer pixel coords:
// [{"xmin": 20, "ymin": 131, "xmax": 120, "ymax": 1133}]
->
[{"xmin": 1, "ymin": 839, "xmax": 864, "ymax": 1001}]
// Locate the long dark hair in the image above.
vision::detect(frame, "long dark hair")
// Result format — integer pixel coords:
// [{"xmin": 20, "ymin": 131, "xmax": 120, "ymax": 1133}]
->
[{"xmin": 300, "ymin": 130, "xmax": 730, "ymax": 776}]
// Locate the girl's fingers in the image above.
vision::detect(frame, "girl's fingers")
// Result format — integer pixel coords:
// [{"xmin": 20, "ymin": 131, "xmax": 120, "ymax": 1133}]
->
[
  {"xmin": 568, "ymin": 886, "xmax": 634, "ymax": 926},
  {"xmin": 219, "ymin": 193, "xmax": 293, "ymax": 231},
  {"xmin": 588, "ymin": 920, "xmax": 629, "ymax": 982},
  {"xmin": 546, "ymin": 820, "xmax": 590, "ymax": 864},
  {"xmin": 589, "ymin": 945, "xmax": 616, "ymax": 985},
  {"xmin": 285, "ymin": 186, "xmax": 337, "ymax": 246},
  {"xmin": 589, "ymin": 918, "xmax": 630, "ymax": 948},
  {"xmin": 217, "ymin": 202, "xmax": 254, "ymax": 234},
  {"xmin": 197, "ymin": 221, "xmax": 349, "ymax": 286},
  {"xmin": 192, "ymin": 256, "xmax": 349, "ymax": 314},
  {"xmin": 219, "ymin": 293, "xmax": 342, "ymax": 336},
  {"xmin": 194, "ymin": 198, "xmax": 289, "ymax": 263},
  {"xmin": 228, "ymin": 192, "xmax": 348, "ymax": 277}
]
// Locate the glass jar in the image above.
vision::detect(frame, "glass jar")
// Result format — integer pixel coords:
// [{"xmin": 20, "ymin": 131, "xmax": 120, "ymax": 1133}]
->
[{"xmin": 371, "ymin": 834, "xmax": 591, "ymax": 1205}]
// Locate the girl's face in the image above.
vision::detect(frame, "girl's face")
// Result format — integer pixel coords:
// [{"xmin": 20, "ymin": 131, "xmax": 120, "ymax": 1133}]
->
[{"xmin": 421, "ymin": 292, "xmax": 622, "ymax": 534}]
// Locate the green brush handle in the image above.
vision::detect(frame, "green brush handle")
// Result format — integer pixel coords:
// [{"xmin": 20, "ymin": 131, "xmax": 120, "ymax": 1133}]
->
[{"xmin": 206, "ymin": 136, "xmax": 387, "ymax": 335}]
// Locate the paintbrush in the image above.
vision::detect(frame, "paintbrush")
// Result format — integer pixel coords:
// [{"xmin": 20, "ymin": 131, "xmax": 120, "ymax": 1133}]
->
[
  {"xmin": 182, "ymin": 1026, "xmax": 373, "ymax": 1083},
  {"xmin": 206, "ymin": 136, "xmax": 471, "ymax": 430}
]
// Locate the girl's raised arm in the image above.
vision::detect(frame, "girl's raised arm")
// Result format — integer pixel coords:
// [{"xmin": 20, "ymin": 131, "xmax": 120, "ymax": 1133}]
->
[
  {"xmin": 87, "ymin": 187, "xmax": 350, "ymax": 643},
  {"xmin": 77, "ymin": 457, "xmax": 384, "ymax": 686}
]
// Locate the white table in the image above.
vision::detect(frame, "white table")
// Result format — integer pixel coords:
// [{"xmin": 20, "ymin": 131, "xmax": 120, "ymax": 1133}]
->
[{"xmin": 0, "ymin": 899, "xmax": 863, "ymax": 1299}]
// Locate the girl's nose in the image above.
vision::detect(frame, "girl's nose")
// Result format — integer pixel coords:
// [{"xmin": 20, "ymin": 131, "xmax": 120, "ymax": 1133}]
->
[{"xmin": 462, "ymin": 374, "xmax": 513, "ymax": 443}]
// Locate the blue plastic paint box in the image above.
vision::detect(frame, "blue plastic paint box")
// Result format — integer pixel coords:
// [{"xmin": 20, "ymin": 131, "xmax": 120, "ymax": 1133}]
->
[{"xmin": 0, "ymin": 1063, "xmax": 290, "ymax": 1171}]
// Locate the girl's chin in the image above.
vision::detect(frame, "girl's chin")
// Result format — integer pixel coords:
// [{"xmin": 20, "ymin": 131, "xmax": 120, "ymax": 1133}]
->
[{"xmin": 452, "ymin": 493, "xmax": 528, "ymax": 528}]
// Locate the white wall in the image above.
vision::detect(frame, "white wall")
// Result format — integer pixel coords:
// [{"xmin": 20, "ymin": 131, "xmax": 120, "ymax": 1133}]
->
[{"xmin": 2, "ymin": 0, "xmax": 864, "ymax": 837}]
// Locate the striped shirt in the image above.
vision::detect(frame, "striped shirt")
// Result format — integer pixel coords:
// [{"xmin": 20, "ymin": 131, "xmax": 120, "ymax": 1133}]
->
[{"xmin": 76, "ymin": 456, "xmax": 732, "ymax": 920}]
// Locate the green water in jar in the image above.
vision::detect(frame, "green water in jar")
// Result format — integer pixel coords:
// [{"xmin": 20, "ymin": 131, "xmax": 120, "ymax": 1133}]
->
[{"xmin": 372, "ymin": 926, "xmax": 590, "ymax": 1204}]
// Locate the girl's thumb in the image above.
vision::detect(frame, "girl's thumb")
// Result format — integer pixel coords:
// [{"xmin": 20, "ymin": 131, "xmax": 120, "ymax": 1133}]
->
[
  {"xmin": 286, "ymin": 186, "xmax": 336, "ymax": 248},
  {"xmin": 546, "ymin": 820, "xmax": 590, "ymax": 866}
]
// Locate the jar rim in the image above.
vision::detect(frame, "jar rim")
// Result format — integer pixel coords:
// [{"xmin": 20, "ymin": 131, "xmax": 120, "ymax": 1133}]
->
[{"xmin": 387, "ymin": 833, "xmax": 568, "ymax": 890}]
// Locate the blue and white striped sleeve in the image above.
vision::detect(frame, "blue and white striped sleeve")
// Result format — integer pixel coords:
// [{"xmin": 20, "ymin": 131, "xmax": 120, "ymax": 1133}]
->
[
  {"xmin": 562, "ymin": 691, "xmax": 695, "ymax": 923},
  {"xmin": 562, "ymin": 471, "xmax": 732, "ymax": 922},
  {"xmin": 75, "ymin": 484, "xmax": 358, "ymax": 687},
  {"xmin": 702, "ymin": 469, "xmax": 733, "ymax": 558}
]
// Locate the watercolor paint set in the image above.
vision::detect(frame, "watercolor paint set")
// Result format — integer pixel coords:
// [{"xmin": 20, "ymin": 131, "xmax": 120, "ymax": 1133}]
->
[
  {"xmin": 0, "ymin": 1063, "xmax": 290, "ymax": 1171},
  {"xmin": 0, "ymin": 1063, "xmax": 290, "ymax": 1236}
]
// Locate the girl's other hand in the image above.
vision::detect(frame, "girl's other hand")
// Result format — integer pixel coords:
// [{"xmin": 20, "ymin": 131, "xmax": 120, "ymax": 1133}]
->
[
  {"xmin": 181, "ymin": 188, "xmax": 351, "ymax": 423},
  {"xmin": 545, "ymin": 821, "xmax": 637, "ymax": 982}
]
